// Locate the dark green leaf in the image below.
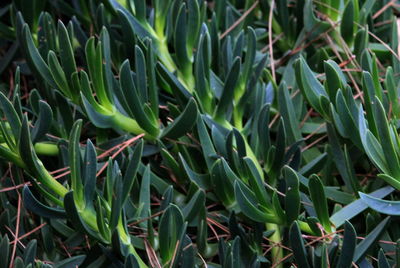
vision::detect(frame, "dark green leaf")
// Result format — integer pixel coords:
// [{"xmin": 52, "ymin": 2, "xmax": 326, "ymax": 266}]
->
[
  {"xmin": 54, "ymin": 255, "xmax": 86, "ymax": 268},
  {"xmin": 378, "ymin": 249, "xmax": 390, "ymax": 268},
  {"xmin": 31, "ymin": 101, "xmax": 53, "ymax": 143},
  {"xmin": 23, "ymin": 240, "xmax": 37, "ymax": 265},
  {"xmin": 308, "ymin": 175, "xmax": 331, "ymax": 232},
  {"xmin": 284, "ymin": 166, "xmax": 300, "ymax": 223},
  {"xmin": 0, "ymin": 235, "xmax": 9, "ymax": 268},
  {"xmin": 22, "ymin": 186, "xmax": 66, "ymax": 218},
  {"xmin": 161, "ymin": 98, "xmax": 198, "ymax": 139},
  {"xmin": 341, "ymin": 0, "xmax": 355, "ymax": 45},
  {"xmin": 330, "ymin": 186, "xmax": 394, "ymax": 227},
  {"xmin": 214, "ymin": 57, "xmax": 241, "ymax": 121},
  {"xmin": 289, "ymin": 221, "xmax": 311, "ymax": 268},
  {"xmin": 337, "ymin": 221, "xmax": 357, "ymax": 268},
  {"xmin": 353, "ymin": 217, "xmax": 390, "ymax": 263},
  {"xmin": 22, "ymin": 24, "xmax": 57, "ymax": 88},
  {"xmin": 234, "ymin": 180, "xmax": 275, "ymax": 223},
  {"xmin": 159, "ymin": 204, "xmax": 184, "ymax": 263}
]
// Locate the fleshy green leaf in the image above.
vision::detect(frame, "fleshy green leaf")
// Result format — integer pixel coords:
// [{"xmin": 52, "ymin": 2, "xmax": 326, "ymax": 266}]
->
[
  {"xmin": 289, "ymin": 221, "xmax": 311, "ymax": 268},
  {"xmin": 353, "ymin": 217, "xmax": 390, "ymax": 263},
  {"xmin": 22, "ymin": 186, "xmax": 66, "ymax": 218},
  {"xmin": 308, "ymin": 175, "xmax": 331, "ymax": 232},
  {"xmin": 161, "ymin": 98, "xmax": 198, "ymax": 139}
]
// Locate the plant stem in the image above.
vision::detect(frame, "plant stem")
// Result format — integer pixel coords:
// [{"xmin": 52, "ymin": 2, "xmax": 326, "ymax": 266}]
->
[
  {"xmin": 34, "ymin": 142, "xmax": 59, "ymax": 156},
  {"xmin": 112, "ymin": 111, "xmax": 156, "ymax": 140},
  {"xmin": 266, "ymin": 223, "xmax": 283, "ymax": 268},
  {"xmin": 39, "ymin": 162, "xmax": 69, "ymax": 197},
  {"xmin": 157, "ymin": 41, "xmax": 177, "ymax": 75},
  {"xmin": 233, "ymin": 108, "xmax": 243, "ymax": 130},
  {"xmin": 0, "ymin": 145, "xmax": 26, "ymax": 168},
  {"xmin": 117, "ymin": 219, "xmax": 148, "ymax": 267}
]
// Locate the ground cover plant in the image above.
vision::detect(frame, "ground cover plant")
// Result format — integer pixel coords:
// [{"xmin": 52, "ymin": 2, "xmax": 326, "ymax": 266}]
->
[{"xmin": 0, "ymin": 0, "xmax": 399, "ymax": 267}]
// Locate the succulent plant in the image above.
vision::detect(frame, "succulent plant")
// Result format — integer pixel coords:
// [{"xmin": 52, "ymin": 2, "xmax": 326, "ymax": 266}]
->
[{"xmin": 0, "ymin": 0, "xmax": 399, "ymax": 267}]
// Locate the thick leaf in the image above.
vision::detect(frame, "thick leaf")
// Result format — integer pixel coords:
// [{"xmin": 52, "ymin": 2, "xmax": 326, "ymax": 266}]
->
[
  {"xmin": 214, "ymin": 57, "xmax": 241, "ymax": 121},
  {"xmin": 54, "ymin": 255, "xmax": 86, "ymax": 268},
  {"xmin": 134, "ymin": 45, "xmax": 148, "ymax": 102},
  {"xmin": 324, "ymin": 60, "xmax": 344, "ymax": 103},
  {"xmin": 378, "ymin": 174, "xmax": 400, "ymax": 191},
  {"xmin": 31, "ymin": 101, "xmax": 53, "ymax": 143},
  {"xmin": 244, "ymin": 157, "xmax": 269, "ymax": 207},
  {"xmin": 22, "ymin": 186, "xmax": 66, "ymax": 218},
  {"xmin": 337, "ymin": 221, "xmax": 357, "ymax": 268},
  {"xmin": 125, "ymin": 254, "xmax": 140, "ymax": 268},
  {"xmin": 0, "ymin": 235, "xmax": 9, "ymax": 268},
  {"xmin": 83, "ymin": 139, "xmax": 97, "ymax": 204},
  {"xmin": 182, "ymin": 189, "xmax": 205, "ymax": 222},
  {"xmin": 174, "ymin": 4, "xmax": 190, "ymax": 69},
  {"xmin": 341, "ymin": 0, "xmax": 355, "ymax": 45},
  {"xmin": 289, "ymin": 221, "xmax": 311, "ymax": 268},
  {"xmin": 234, "ymin": 180, "xmax": 276, "ymax": 223},
  {"xmin": 353, "ymin": 217, "xmax": 390, "ymax": 263},
  {"xmin": 196, "ymin": 116, "xmax": 217, "ymax": 170},
  {"xmin": 0, "ymin": 91, "xmax": 21, "ymax": 142},
  {"xmin": 327, "ymin": 124, "xmax": 359, "ymax": 193},
  {"xmin": 358, "ymin": 104, "xmax": 389, "ymax": 175},
  {"xmin": 119, "ymin": 60, "xmax": 158, "ymax": 137},
  {"xmin": 359, "ymin": 192, "xmax": 400, "ymax": 215},
  {"xmin": 159, "ymin": 204, "xmax": 185, "ymax": 263},
  {"xmin": 373, "ymin": 97, "xmax": 400, "ymax": 179},
  {"xmin": 308, "ymin": 175, "xmax": 331, "ymax": 232},
  {"xmin": 57, "ymin": 20, "xmax": 77, "ymax": 90},
  {"xmin": 69, "ymin": 120, "xmax": 84, "ymax": 206},
  {"xmin": 81, "ymin": 94, "xmax": 113, "ymax": 128},
  {"xmin": 156, "ymin": 62, "xmax": 191, "ymax": 100},
  {"xmin": 278, "ymin": 81, "xmax": 301, "ymax": 144},
  {"xmin": 284, "ymin": 166, "xmax": 300, "ymax": 223},
  {"xmin": 378, "ymin": 249, "xmax": 390, "ymax": 268},
  {"xmin": 63, "ymin": 191, "xmax": 101, "ymax": 240},
  {"xmin": 138, "ymin": 165, "xmax": 151, "ymax": 226},
  {"xmin": 23, "ymin": 240, "xmax": 37, "ymax": 265},
  {"xmin": 21, "ymin": 24, "xmax": 57, "ymax": 88},
  {"xmin": 330, "ymin": 186, "xmax": 394, "ymax": 227},
  {"xmin": 109, "ymin": 164, "xmax": 124, "ymax": 232},
  {"xmin": 122, "ymin": 140, "xmax": 143, "ymax": 204},
  {"xmin": 210, "ymin": 158, "xmax": 237, "ymax": 207},
  {"xmin": 85, "ymin": 37, "xmax": 111, "ymax": 109},
  {"xmin": 295, "ymin": 57, "xmax": 328, "ymax": 115},
  {"xmin": 48, "ymin": 50, "xmax": 72, "ymax": 98},
  {"xmin": 161, "ymin": 98, "xmax": 199, "ymax": 139}
]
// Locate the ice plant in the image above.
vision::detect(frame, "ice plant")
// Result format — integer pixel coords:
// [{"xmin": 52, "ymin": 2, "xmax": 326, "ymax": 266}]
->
[{"xmin": 0, "ymin": 0, "xmax": 398, "ymax": 267}]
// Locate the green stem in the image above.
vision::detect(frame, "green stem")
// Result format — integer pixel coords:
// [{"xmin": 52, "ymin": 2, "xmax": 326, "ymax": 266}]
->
[
  {"xmin": 112, "ymin": 111, "xmax": 156, "ymax": 140},
  {"xmin": 0, "ymin": 144, "xmax": 26, "ymax": 168},
  {"xmin": 78, "ymin": 205, "xmax": 147, "ymax": 267},
  {"xmin": 233, "ymin": 108, "xmax": 243, "ymax": 131},
  {"xmin": 117, "ymin": 219, "xmax": 148, "ymax": 268},
  {"xmin": 156, "ymin": 35, "xmax": 194, "ymax": 93},
  {"xmin": 266, "ymin": 223, "xmax": 283, "ymax": 268},
  {"xmin": 157, "ymin": 41, "xmax": 177, "ymax": 75},
  {"xmin": 39, "ymin": 162, "xmax": 69, "ymax": 197},
  {"xmin": 179, "ymin": 65, "xmax": 195, "ymax": 92},
  {"xmin": 244, "ymin": 139, "xmax": 264, "ymax": 177},
  {"xmin": 34, "ymin": 142, "xmax": 59, "ymax": 156}
]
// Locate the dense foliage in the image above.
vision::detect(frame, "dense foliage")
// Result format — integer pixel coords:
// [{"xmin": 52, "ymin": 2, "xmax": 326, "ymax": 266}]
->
[{"xmin": 0, "ymin": 0, "xmax": 399, "ymax": 267}]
